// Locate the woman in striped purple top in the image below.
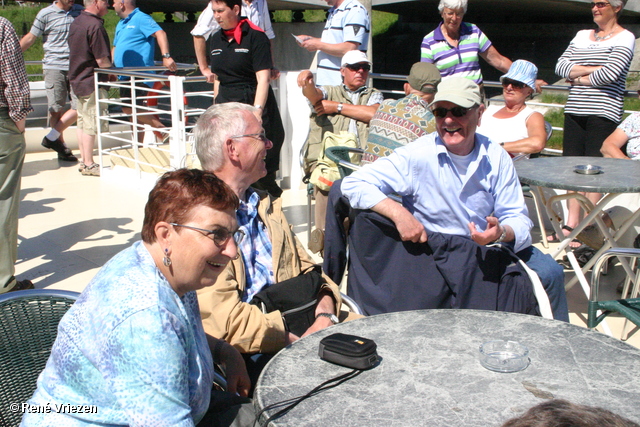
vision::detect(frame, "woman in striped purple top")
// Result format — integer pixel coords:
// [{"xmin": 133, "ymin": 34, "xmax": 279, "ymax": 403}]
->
[
  {"xmin": 420, "ymin": 0, "xmax": 512, "ymax": 86},
  {"xmin": 554, "ymin": 0, "xmax": 635, "ymax": 240}
]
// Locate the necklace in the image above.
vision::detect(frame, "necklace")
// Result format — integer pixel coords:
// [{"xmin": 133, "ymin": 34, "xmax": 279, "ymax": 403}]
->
[{"xmin": 594, "ymin": 26, "xmax": 618, "ymax": 41}]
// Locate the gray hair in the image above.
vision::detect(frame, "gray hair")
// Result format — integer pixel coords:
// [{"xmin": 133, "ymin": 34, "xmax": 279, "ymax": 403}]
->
[
  {"xmin": 438, "ymin": 0, "xmax": 468, "ymax": 13},
  {"xmin": 609, "ymin": 0, "xmax": 627, "ymax": 15},
  {"xmin": 194, "ymin": 103, "xmax": 258, "ymax": 172}
]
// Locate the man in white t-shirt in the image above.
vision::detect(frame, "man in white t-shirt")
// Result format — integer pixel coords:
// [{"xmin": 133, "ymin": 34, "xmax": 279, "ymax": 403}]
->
[{"xmin": 294, "ymin": 0, "xmax": 370, "ymax": 86}]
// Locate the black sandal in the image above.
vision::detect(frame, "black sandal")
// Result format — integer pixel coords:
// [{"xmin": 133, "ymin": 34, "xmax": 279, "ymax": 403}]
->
[{"xmin": 547, "ymin": 225, "xmax": 581, "ymax": 246}]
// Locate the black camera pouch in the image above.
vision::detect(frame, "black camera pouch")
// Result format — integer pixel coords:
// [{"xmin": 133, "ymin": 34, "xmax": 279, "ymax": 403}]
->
[{"xmin": 318, "ymin": 333, "xmax": 379, "ymax": 370}]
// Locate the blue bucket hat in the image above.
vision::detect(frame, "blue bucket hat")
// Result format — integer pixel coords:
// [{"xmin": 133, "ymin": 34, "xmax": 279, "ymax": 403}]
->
[{"xmin": 500, "ymin": 60, "xmax": 537, "ymax": 92}]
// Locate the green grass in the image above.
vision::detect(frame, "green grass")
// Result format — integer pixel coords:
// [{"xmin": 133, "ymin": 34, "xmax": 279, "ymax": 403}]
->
[{"xmin": 1, "ymin": 3, "xmax": 121, "ymax": 80}]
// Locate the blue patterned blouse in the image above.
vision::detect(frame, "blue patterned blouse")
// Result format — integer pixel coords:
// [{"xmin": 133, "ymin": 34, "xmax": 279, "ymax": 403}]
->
[{"xmin": 21, "ymin": 241, "xmax": 213, "ymax": 426}]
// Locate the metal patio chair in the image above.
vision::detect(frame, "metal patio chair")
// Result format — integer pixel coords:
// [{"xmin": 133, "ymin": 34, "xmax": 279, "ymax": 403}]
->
[{"xmin": 0, "ymin": 289, "xmax": 80, "ymax": 426}]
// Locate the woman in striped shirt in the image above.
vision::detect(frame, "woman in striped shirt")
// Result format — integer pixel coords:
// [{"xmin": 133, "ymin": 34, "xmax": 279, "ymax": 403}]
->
[{"xmin": 554, "ymin": 0, "xmax": 634, "ymax": 241}]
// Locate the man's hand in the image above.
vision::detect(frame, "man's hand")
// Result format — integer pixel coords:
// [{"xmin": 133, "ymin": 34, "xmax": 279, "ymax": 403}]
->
[
  {"xmin": 313, "ymin": 99, "xmax": 339, "ymax": 116},
  {"xmin": 296, "ymin": 35, "xmax": 318, "ymax": 52},
  {"xmin": 372, "ymin": 198, "xmax": 428, "ymax": 243},
  {"xmin": 270, "ymin": 68, "xmax": 281, "ymax": 80},
  {"xmin": 297, "ymin": 70, "xmax": 315, "ymax": 88},
  {"xmin": 468, "ymin": 216, "xmax": 502, "ymax": 246},
  {"xmin": 302, "ymin": 292, "xmax": 336, "ymax": 337},
  {"xmin": 14, "ymin": 118, "xmax": 25, "ymax": 133},
  {"xmin": 218, "ymin": 341, "xmax": 251, "ymax": 397},
  {"xmin": 396, "ymin": 213, "xmax": 428, "ymax": 243},
  {"xmin": 162, "ymin": 57, "xmax": 177, "ymax": 73}
]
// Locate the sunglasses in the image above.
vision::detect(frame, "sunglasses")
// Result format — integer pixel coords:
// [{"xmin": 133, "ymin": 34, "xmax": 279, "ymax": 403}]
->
[
  {"xmin": 590, "ymin": 2, "xmax": 610, "ymax": 8},
  {"xmin": 432, "ymin": 106, "xmax": 470, "ymax": 118},
  {"xmin": 502, "ymin": 78, "xmax": 527, "ymax": 90},
  {"xmin": 345, "ymin": 63, "xmax": 371, "ymax": 72},
  {"xmin": 170, "ymin": 223, "xmax": 245, "ymax": 247}
]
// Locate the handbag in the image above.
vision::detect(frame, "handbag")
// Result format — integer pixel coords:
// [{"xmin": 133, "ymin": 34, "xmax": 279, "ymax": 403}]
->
[
  {"xmin": 309, "ymin": 131, "xmax": 358, "ymax": 192},
  {"xmin": 250, "ymin": 266, "xmax": 324, "ymax": 336}
]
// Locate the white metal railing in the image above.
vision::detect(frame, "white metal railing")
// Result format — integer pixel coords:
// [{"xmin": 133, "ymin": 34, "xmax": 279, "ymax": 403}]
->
[{"xmin": 94, "ymin": 64, "xmax": 213, "ymax": 177}]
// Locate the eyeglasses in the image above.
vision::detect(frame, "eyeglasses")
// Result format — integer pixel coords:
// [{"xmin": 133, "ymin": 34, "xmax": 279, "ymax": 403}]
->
[
  {"xmin": 170, "ymin": 223, "xmax": 245, "ymax": 246},
  {"xmin": 501, "ymin": 78, "xmax": 527, "ymax": 90},
  {"xmin": 230, "ymin": 132, "xmax": 270, "ymax": 145},
  {"xmin": 591, "ymin": 2, "xmax": 610, "ymax": 8},
  {"xmin": 345, "ymin": 63, "xmax": 371, "ymax": 72},
  {"xmin": 431, "ymin": 106, "xmax": 470, "ymax": 118}
]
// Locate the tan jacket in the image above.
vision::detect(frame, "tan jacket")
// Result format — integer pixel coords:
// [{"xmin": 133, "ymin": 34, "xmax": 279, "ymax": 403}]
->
[{"xmin": 197, "ymin": 189, "xmax": 342, "ymax": 354}]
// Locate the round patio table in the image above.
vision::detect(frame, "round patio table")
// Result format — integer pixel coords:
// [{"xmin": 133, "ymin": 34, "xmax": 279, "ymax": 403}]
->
[{"xmin": 254, "ymin": 310, "xmax": 640, "ymax": 426}]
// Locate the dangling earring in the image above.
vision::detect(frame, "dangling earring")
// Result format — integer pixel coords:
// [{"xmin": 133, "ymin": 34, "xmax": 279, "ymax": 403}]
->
[{"xmin": 163, "ymin": 248, "xmax": 172, "ymax": 267}]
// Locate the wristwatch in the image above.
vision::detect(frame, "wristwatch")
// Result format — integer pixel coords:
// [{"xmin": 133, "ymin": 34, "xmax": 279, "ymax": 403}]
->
[
  {"xmin": 337, "ymin": 103, "xmax": 344, "ymax": 114},
  {"xmin": 494, "ymin": 225, "xmax": 508, "ymax": 243},
  {"xmin": 254, "ymin": 104, "xmax": 263, "ymax": 110},
  {"xmin": 316, "ymin": 312, "xmax": 339, "ymax": 324},
  {"xmin": 162, "ymin": 53, "xmax": 171, "ymax": 59}
]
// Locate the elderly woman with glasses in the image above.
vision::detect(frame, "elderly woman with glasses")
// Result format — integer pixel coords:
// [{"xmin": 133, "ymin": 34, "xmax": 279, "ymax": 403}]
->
[
  {"xmin": 420, "ymin": 0, "xmax": 512, "ymax": 86},
  {"xmin": 478, "ymin": 60, "xmax": 546, "ymax": 160},
  {"xmin": 23, "ymin": 169, "xmax": 255, "ymax": 426},
  {"xmin": 555, "ymin": 0, "xmax": 634, "ymax": 241}
]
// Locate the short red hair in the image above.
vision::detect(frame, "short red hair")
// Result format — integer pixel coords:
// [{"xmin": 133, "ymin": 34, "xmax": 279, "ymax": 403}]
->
[{"xmin": 141, "ymin": 169, "xmax": 239, "ymax": 243}]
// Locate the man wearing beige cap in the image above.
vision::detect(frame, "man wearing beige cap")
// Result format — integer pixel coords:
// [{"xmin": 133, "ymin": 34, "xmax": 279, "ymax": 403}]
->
[
  {"xmin": 364, "ymin": 62, "xmax": 441, "ymax": 164},
  {"xmin": 298, "ymin": 50, "xmax": 383, "ymax": 251},
  {"xmin": 341, "ymin": 76, "xmax": 568, "ymax": 321}
]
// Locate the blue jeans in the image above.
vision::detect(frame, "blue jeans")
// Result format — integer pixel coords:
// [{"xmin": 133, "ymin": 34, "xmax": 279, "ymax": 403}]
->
[{"xmin": 517, "ymin": 246, "xmax": 569, "ymax": 322}]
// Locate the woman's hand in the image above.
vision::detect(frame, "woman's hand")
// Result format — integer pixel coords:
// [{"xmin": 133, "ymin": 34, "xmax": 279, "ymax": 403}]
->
[{"xmin": 218, "ymin": 341, "xmax": 251, "ymax": 397}]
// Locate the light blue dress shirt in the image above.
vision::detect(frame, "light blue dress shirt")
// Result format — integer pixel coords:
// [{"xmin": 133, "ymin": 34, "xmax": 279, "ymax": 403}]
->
[
  {"xmin": 341, "ymin": 132, "xmax": 533, "ymax": 253},
  {"xmin": 22, "ymin": 241, "xmax": 213, "ymax": 427}
]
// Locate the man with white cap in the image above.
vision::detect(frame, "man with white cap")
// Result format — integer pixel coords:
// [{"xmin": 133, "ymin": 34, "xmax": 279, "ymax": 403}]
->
[
  {"xmin": 298, "ymin": 50, "xmax": 383, "ymax": 248},
  {"xmin": 341, "ymin": 76, "xmax": 568, "ymax": 321},
  {"xmin": 364, "ymin": 61, "xmax": 441, "ymax": 164}
]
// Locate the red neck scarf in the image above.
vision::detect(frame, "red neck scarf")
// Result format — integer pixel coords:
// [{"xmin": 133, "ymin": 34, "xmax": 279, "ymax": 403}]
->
[{"xmin": 223, "ymin": 18, "xmax": 264, "ymax": 44}]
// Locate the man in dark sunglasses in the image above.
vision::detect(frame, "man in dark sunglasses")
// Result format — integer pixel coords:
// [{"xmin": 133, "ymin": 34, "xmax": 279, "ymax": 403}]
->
[
  {"xmin": 341, "ymin": 76, "xmax": 568, "ymax": 321},
  {"xmin": 298, "ymin": 50, "xmax": 383, "ymax": 247}
]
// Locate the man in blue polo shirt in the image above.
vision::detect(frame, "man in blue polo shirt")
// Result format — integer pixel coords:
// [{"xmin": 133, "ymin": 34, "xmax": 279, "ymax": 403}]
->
[{"xmin": 113, "ymin": 0, "xmax": 177, "ymax": 143}]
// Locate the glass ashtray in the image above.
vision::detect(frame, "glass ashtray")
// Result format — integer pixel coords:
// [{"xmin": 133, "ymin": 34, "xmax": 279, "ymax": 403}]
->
[{"xmin": 479, "ymin": 340, "xmax": 530, "ymax": 373}]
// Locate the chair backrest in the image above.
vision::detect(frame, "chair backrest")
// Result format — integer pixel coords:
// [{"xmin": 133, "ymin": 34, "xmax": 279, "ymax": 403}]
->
[
  {"xmin": 0, "ymin": 289, "xmax": 80, "ymax": 427},
  {"xmin": 588, "ymin": 248, "xmax": 640, "ymax": 331}
]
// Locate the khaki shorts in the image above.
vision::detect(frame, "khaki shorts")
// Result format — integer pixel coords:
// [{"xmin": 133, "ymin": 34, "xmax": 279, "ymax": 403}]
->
[
  {"xmin": 43, "ymin": 68, "xmax": 77, "ymax": 112},
  {"xmin": 76, "ymin": 88, "xmax": 109, "ymax": 136}
]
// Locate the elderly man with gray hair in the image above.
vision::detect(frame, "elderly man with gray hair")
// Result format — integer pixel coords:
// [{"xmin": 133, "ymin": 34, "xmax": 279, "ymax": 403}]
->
[{"xmin": 194, "ymin": 102, "xmax": 357, "ymax": 384}]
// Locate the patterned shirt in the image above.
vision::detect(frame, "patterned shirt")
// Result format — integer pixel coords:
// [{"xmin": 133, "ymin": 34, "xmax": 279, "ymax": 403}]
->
[
  {"xmin": 364, "ymin": 93, "xmax": 435, "ymax": 163},
  {"xmin": 0, "ymin": 17, "xmax": 33, "ymax": 123},
  {"xmin": 619, "ymin": 112, "xmax": 640, "ymax": 160},
  {"xmin": 316, "ymin": 0, "xmax": 370, "ymax": 86},
  {"xmin": 237, "ymin": 188, "xmax": 274, "ymax": 302},
  {"xmin": 22, "ymin": 241, "xmax": 213, "ymax": 426},
  {"xmin": 420, "ymin": 22, "xmax": 491, "ymax": 84},
  {"xmin": 556, "ymin": 29, "xmax": 635, "ymax": 123},
  {"xmin": 28, "ymin": 3, "xmax": 82, "ymax": 70}
]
